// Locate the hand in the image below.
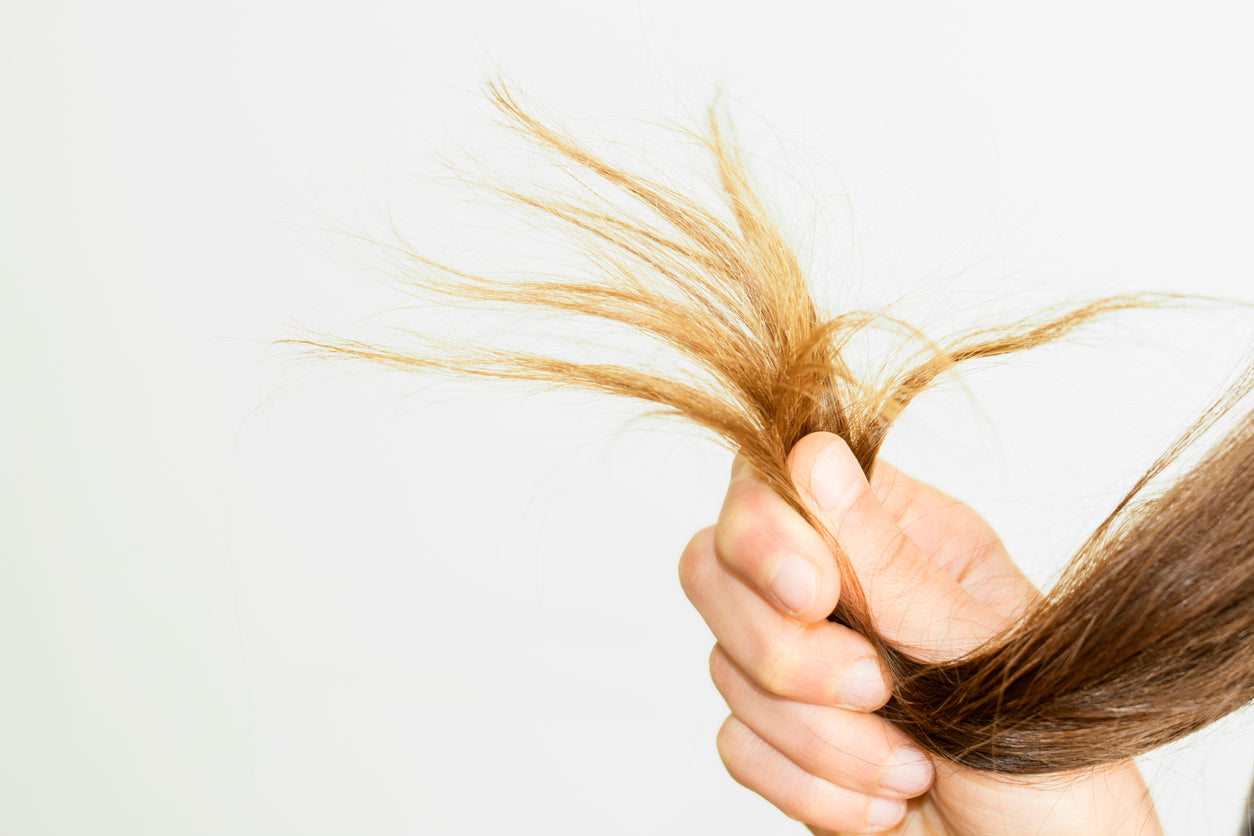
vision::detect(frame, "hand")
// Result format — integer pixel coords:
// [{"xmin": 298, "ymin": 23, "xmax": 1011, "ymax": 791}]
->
[{"xmin": 679, "ymin": 431, "xmax": 1163, "ymax": 835}]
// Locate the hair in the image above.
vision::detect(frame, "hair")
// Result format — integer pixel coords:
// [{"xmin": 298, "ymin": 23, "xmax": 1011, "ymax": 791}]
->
[{"xmin": 292, "ymin": 80, "xmax": 1254, "ymax": 775}]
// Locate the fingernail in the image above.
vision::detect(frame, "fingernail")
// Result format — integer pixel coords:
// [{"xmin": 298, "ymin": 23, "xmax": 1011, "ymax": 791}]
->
[
  {"xmin": 841, "ymin": 656, "xmax": 888, "ymax": 709},
  {"xmin": 808, "ymin": 440, "xmax": 851, "ymax": 511},
  {"xmin": 880, "ymin": 746, "xmax": 932, "ymax": 795},
  {"xmin": 769, "ymin": 555, "xmax": 816, "ymax": 614},
  {"xmin": 866, "ymin": 796, "xmax": 905, "ymax": 830}
]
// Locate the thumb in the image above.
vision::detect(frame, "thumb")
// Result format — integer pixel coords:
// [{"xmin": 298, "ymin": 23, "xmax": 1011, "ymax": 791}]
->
[{"xmin": 787, "ymin": 432, "xmax": 1007, "ymax": 662}]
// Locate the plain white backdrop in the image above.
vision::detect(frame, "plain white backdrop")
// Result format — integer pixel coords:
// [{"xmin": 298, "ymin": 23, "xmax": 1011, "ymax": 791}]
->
[{"xmin": 3, "ymin": 1, "xmax": 1253, "ymax": 833}]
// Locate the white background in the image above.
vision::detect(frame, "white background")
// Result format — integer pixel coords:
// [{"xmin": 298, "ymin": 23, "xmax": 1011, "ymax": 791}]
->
[{"xmin": 3, "ymin": 2, "xmax": 1253, "ymax": 834}]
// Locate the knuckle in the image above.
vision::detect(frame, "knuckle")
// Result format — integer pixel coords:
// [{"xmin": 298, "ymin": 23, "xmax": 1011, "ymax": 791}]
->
[
  {"xmin": 714, "ymin": 716, "xmax": 745, "ymax": 772},
  {"xmin": 708, "ymin": 644, "xmax": 748, "ymax": 703},
  {"xmin": 677, "ymin": 526, "xmax": 716, "ymax": 600},
  {"xmin": 752, "ymin": 636, "xmax": 805, "ymax": 697},
  {"xmin": 707, "ymin": 644, "xmax": 729, "ymax": 690},
  {"xmin": 714, "ymin": 497, "xmax": 759, "ymax": 563},
  {"xmin": 716, "ymin": 482, "xmax": 784, "ymax": 575}
]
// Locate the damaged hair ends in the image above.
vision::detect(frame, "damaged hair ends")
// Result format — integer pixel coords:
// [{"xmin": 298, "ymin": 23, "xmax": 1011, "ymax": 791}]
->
[{"xmin": 291, "ymin": 80, "xmax": 1254, "ymax": 775}]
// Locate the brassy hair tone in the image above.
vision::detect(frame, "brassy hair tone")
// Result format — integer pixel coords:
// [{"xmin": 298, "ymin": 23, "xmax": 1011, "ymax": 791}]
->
[{"xmin": 294, "ymin": 81, "xmax": 1254, "ymax": 775}]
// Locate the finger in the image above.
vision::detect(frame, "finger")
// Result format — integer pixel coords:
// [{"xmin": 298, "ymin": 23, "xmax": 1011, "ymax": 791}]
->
[
  {"xmin": 679, "ymin": 527, "xmax": 890, "ymax": 710},
  {"xmin": 710, "ymin": 645, "xmax": 933, "ymax": 799},
  {"xmin": 788, "ymin": 433, "xmax": 1008, "ymax": 661},
  {"xmin": 716, "ymin": 716, "xmax": 907, "ymax": 833},
  {"xmin": 716, "ymin": 452, "xmax": 841, "ymax": 622}
]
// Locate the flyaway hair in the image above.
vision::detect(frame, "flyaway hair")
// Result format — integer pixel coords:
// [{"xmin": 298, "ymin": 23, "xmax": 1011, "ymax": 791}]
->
[{"xmin": 293, "ymin": 81, "xmax": 1254, "ymax": 774}]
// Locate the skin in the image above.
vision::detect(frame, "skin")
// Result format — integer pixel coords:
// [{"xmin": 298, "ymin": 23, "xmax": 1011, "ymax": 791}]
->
[{"xmin": 678, "ymin": 431, "xmax": 1164, "ymax": 835}]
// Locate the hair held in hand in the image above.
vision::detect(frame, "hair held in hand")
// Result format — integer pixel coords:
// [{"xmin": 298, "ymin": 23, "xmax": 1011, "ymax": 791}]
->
[{"xmin": 295, "ymin": 81, "xmax": 1254, "ymax": 775}]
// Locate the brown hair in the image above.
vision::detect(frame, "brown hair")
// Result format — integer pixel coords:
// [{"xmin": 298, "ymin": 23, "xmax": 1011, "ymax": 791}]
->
[{"xmin": 292, "ymin": 81, "xmax": 1254, "ymax": 775}]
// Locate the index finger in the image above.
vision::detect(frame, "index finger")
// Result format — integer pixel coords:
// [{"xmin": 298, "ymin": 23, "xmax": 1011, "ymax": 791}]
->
[{"xmin": 715, "ymin": 452, "xmax": 843, "ymax": 623}]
